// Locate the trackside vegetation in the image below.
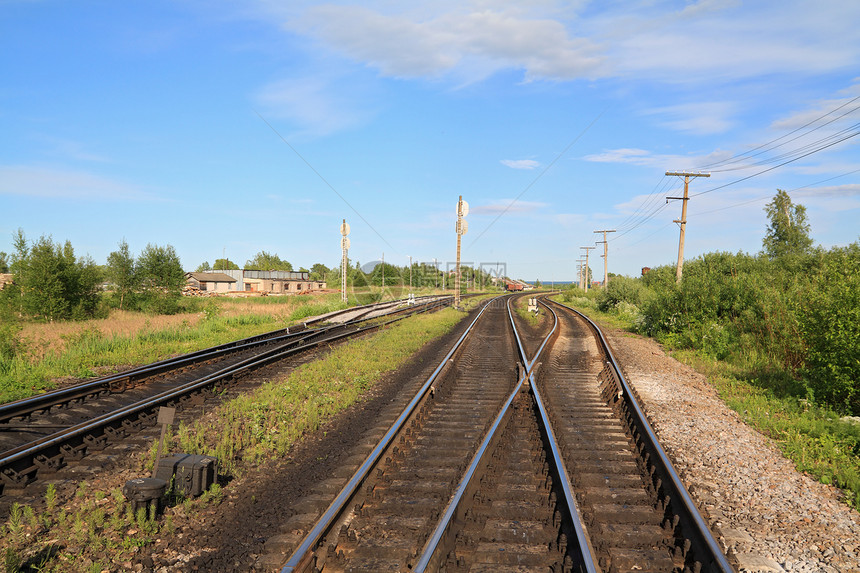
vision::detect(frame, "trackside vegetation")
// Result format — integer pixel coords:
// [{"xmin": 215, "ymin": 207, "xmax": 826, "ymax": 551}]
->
[
  {"xmin": 166, "ymin": 299, "xmax": 485, "ymax": 474},
  {"xmin": 0, "ymin": 295, "xmax": 349, "ymax": 405},
  {"xmin": 556, "ymin": 190, "xmax": 860, "ymax": 507},
  {"xmin": 0, "ymin": 299, "xmax": 481, "ymax": 572}
]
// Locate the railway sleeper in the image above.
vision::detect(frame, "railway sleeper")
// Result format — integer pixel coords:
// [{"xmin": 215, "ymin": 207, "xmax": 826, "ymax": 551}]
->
[
  {"xmin": 1, "ymin": 464, "xmax": 37, "ymax": 488},
  {"xmin": 60, "ymin": 442, "xmax": 87, "ymax": 460},
  {"xmin": 34, "ymin": 452, "xmax": 65, "ymax": 473}
]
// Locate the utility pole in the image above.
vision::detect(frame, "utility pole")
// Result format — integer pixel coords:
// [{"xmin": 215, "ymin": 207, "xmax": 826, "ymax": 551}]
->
[
  {"xmin": 593, "ymin": 229, "xmax": 616, "ymax": 289},
  {"xmin": 340, "ymin": 219, "xmax": 350, "ymax": 304},
  {"xmin": 408, "ymin": 255, "xmax": 412, "ymax": 293},
  {"xmin": 381, "ymin": 252, "xmax": 385, "ymax": 299},
  {"xmin": 455, "ymin": 195, "xmax": 469, "ymax": 308},
  {"xmin": 666, "ymin": 171, "xmax": 710, "ymax": 283},
  {"xmin": 576, "ymin": 259, "xmax": 585, "ymax": 290},
  {"xmin": 434, "ymin": 258, "xmax": 438, "ymax": 289},
  {"xmin": 580, "ymin": 246, "xmax": 595, "ymax": 292}
]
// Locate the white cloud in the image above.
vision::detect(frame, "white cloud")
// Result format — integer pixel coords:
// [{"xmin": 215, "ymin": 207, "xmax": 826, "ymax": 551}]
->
[
  {"xmin": 471, "ymin": 199, "xmax": 547, "ymax": 215},
  {"xmin": 771, "ymin": 83, "xmax": 860, "ymax": 131},
  {"xmin": 0, "ymin": 165, "xmax": 159, "ymax": 201},
  {"xmin": 584, "ymin": 147, "xmax": 734, "ymax": 171},
  {"xmin": 645, "ymin": 101, "xmax": 737, "ymax": 135},
  {"xmin": 36, "ymin": 136, "xmax": 109, "ymax": 163},
  {"xmin": 264, "ymin": 1, "xmax": 860, "ymax": 86},
  {"xmin": 501, "ymin": 159, "xmax": 540, "ymax": 169},
  {"xmin": 287, "ymin": 3, "xmax": 606, "ymax": 81},
  {"xmin": 584, "ymin": 148, "xmax": 653, "ymax": 165},
  {"xmin": 255, "ymin": 75, "xmax": 375, "ymax": 137},
  {"xmin": 795, "ymin": 183, "xmax": 860, "ymax": 199},
  {"xmin": 606, "ymin": 2, "xmax": 860, "ymax": 82}
]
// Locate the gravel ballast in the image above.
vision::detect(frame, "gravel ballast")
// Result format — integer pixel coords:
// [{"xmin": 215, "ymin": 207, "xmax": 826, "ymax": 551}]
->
[{"xmin": 603, "ymin": 328, "xmax": 860, "ymax": 573}]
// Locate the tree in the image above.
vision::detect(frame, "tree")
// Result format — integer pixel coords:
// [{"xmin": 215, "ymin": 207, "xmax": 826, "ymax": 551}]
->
[
  {"xmin": 0, "ymin": 251, "xmax": 8, "ymax": 273},
  {"xmin": 106, "ymin": 239, "xmax": 139, "ymax": 310},
  {"xmin": 135, "ymin": 244, "xmax": 185, "ymax": 314},
  {"xmin": 4, "ymin": 230, "xmax": 101, "ymax": 321},
  {"xmin": 196, "ymin": 261, "xmax": 212, "ymax": 272},
  {"xmin": 245, "ymin": 251, "xmax": 292, "ymax": 271},
  {"xmin": 310, "ymin": 263, "xmax": 330, "ymax": 281},
  {"xmin": 213, "ymin": 258, "xmax": 239, "ymax": 270},
  {"xmin": 763, "ymin": 190, "xmax": 813, "ymax": 260},
  {"xmin": 137, "ymin": 244, "xmax": 185, "ymax": 292}
]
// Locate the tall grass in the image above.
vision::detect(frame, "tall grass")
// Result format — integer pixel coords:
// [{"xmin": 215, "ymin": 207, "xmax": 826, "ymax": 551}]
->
[{"xmin": 174, "ymin": 302, "xmax": 480, "ymax": 474}]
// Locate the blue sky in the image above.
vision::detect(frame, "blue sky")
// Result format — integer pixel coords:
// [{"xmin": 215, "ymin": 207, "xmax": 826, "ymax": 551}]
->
[{"xmin": 3, "ymin": 1, "xmax": 859, "ymax": 282}]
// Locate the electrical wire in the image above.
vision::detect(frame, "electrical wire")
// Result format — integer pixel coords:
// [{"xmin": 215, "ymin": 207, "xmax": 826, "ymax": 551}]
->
[
  {"xmin": 255, "ymin": 110, "xmax": 396, "ymax": 253},
  {"xmin": 698, "ymin": 93, "xmax": 860, "ymax": 171},
  {"xmin": 691, "ymin": 128, "xmax": 860, "ymax": 197}
]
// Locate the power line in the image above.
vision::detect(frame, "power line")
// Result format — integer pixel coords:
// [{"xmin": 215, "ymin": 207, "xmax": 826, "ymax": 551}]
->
[
  {"xmin": 691, "ymin": 129, "xmax": 860, "ymax": 198},
  {"xmin": 698, "ymin": 93, "xmax": 860, "ymax": 171},
  {"xmin": 255, "ymin": 110, "xmax": 396, "ymax": 252},
  {"xmin": 467, "ymin": 106, "xmax": 608, "ymax": 248}
]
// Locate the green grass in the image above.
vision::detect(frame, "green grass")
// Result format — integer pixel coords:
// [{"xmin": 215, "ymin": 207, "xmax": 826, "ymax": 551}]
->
[
  {"xmin": 0, "ymin": 294, "xmax": 355, "ymax": 405},
  {"xmin": 677, "ymin": 350, "xmax": 860, "ymax": 508},
  {"xmin": 0, "ymin": 297, "xmax": 485, "ymax": 571},
  {"xmin": 0, "ymin": 314, "xmax": 290, "ymax": 405},
  {"xmin": 555, "ymin": 291, "xmax": 860, "ymax": 509},
  {"xmin": 173, "ymin": 302, "xmax": 476, "ymax": 474}
]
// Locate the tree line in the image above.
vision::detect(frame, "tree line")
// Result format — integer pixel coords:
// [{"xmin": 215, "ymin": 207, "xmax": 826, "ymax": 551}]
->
[
  {"xmin": 568, "ymin": 190, "xmax": 860, "ymax": 416},
  {"xmin": 0, "ymin": 231, "xmax": 500, "ymax": 324}
]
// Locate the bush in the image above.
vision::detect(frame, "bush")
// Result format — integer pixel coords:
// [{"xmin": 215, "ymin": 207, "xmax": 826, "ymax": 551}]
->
[{"xmin": 800, "ymin": 244, "xmax": 860, "ymax": 414}]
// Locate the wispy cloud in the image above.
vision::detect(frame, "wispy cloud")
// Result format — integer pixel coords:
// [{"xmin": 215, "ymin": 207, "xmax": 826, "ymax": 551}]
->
[
  {"xmin": 36, "ymin": 136, "xmax": 110, "ymax": 162},
  {"xmin": 471, "ymin": 199, "xmax": 547, "ymax": 215},
  {"xmin": 264, "ymin": 1, "xmax": 860, "ymax": 87},
  {"xmin": 644, "ymin": 101, "xmax": 737, "ymax": 135},
  {"xmin": 0, "ymin": 166, "xmax": 160, "ymax": 201},
  {"xmin": 285, "ymin": 3, "xmax": 606, "ymax": 82},
  {"xmin": 583, "ymin": 148, "xmax": 732, "ymax": 170},
  {"xmin": 254, "ymin": 75, "xmax": 376, "ymax": 137},
  {"xmin": 501, "ymin": 159, "xmax": 540, "ymax": 169},
  {"xmin": 771, "ymin": 82, "xmax": 860, "ymax": 131},
  {"xmin": 795, "ymin": 183, "xmax": 860, "ymax": 199}
]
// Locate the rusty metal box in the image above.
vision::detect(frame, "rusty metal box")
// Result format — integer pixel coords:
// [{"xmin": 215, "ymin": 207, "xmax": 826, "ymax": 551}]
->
[{"xmin": 155, "ymin": 453, "xmax": 218, "ymax": 497}]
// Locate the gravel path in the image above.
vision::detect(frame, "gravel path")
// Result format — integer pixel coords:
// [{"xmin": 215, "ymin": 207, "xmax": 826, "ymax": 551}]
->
[{"xmin": 603, "ymin": 328, "xmax": 860, "ymax": 573}]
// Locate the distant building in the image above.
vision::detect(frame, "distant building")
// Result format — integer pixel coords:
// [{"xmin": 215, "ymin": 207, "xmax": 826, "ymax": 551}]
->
[
  {"xmin": 0, "ymin": 273, "xmax": 13, "ymax": 290},
  {"xmin": 185, "ymin": 272, "xmax": 237, "ymax": 293},
  {"xmin": 641, "ymin": 267, "xmax": 651, "ymax": 276},
  {"xmin": 184, "ymin": 269, "xmax": 326, "ymax": 295}
]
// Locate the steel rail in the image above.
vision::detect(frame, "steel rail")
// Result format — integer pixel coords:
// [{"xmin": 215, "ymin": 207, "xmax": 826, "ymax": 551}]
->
[
  {"xmin": 280, "ymin": 296, "xmax": 500, "ymax": 573},
  {"xmin": 547, "ymin": 298, "xmax": 734, "ymax": 573},
  {"xmin": 1, "ymin": 301, "xmax": 448, "ymax": 489},
  {"xmin": 413, "ymin": 295, "xmax": 599, "ymax": 572},
  {"xmin": 0, "ymin": 296, "xmax": 449, "ymax": 426},
  {"xmin": 526, "ymin": 300, "xmax": 600, "ymax": 573}
]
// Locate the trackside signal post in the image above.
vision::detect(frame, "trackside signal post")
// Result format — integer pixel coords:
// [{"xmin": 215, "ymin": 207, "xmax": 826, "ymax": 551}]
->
[
  {"xmin": 455, "ymin": 196, "xmax": 469, "ymax": 307},
  {"xmin": 666, "ymin": 171, "xmax": 710, "ymax": 283},
  {"xmin": 340, "ymin": 220, "xmax": 350, "ymax": 303}
]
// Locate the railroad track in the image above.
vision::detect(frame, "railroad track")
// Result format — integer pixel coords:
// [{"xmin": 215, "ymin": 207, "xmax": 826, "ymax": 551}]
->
[
  {"xmin": 0, "ymin": 295, "xmax": 451, "ymax": 506},
  {"xmin": 263, "ymin": 294, "xmax": 734, "ymax": 572}
]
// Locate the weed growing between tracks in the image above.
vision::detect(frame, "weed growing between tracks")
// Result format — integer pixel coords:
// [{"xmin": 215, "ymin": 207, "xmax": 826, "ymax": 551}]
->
[
  {"xmin": 170, "ymin": 302, "xmax": 482, "ymax": 475},
  {"xmin": 0, "ymin": 297, "xmax": 482, "ymax": 572},
  {"xmin": 0, "ymin": 294, "xmax": 349, "ymax": 405},
  {"xmin": 553, "ymin": 293, "xmax": 860, "ymax": 509}
]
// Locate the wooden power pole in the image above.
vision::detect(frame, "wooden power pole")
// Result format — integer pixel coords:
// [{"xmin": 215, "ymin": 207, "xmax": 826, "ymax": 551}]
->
[
  {"xmin": 593, "ymin": 229, "xmax": 616, "ymax": 289},
  {"xmin": 580, "ymin": 246, "xmax": 595, "ymax": 292},
  {"xmin": 666, "ymin": 171, "xmax": 710, "ymax": 283},
  {"xmin": 454, "ymin": 196, "xmax": 469, "ymax": 308}
]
